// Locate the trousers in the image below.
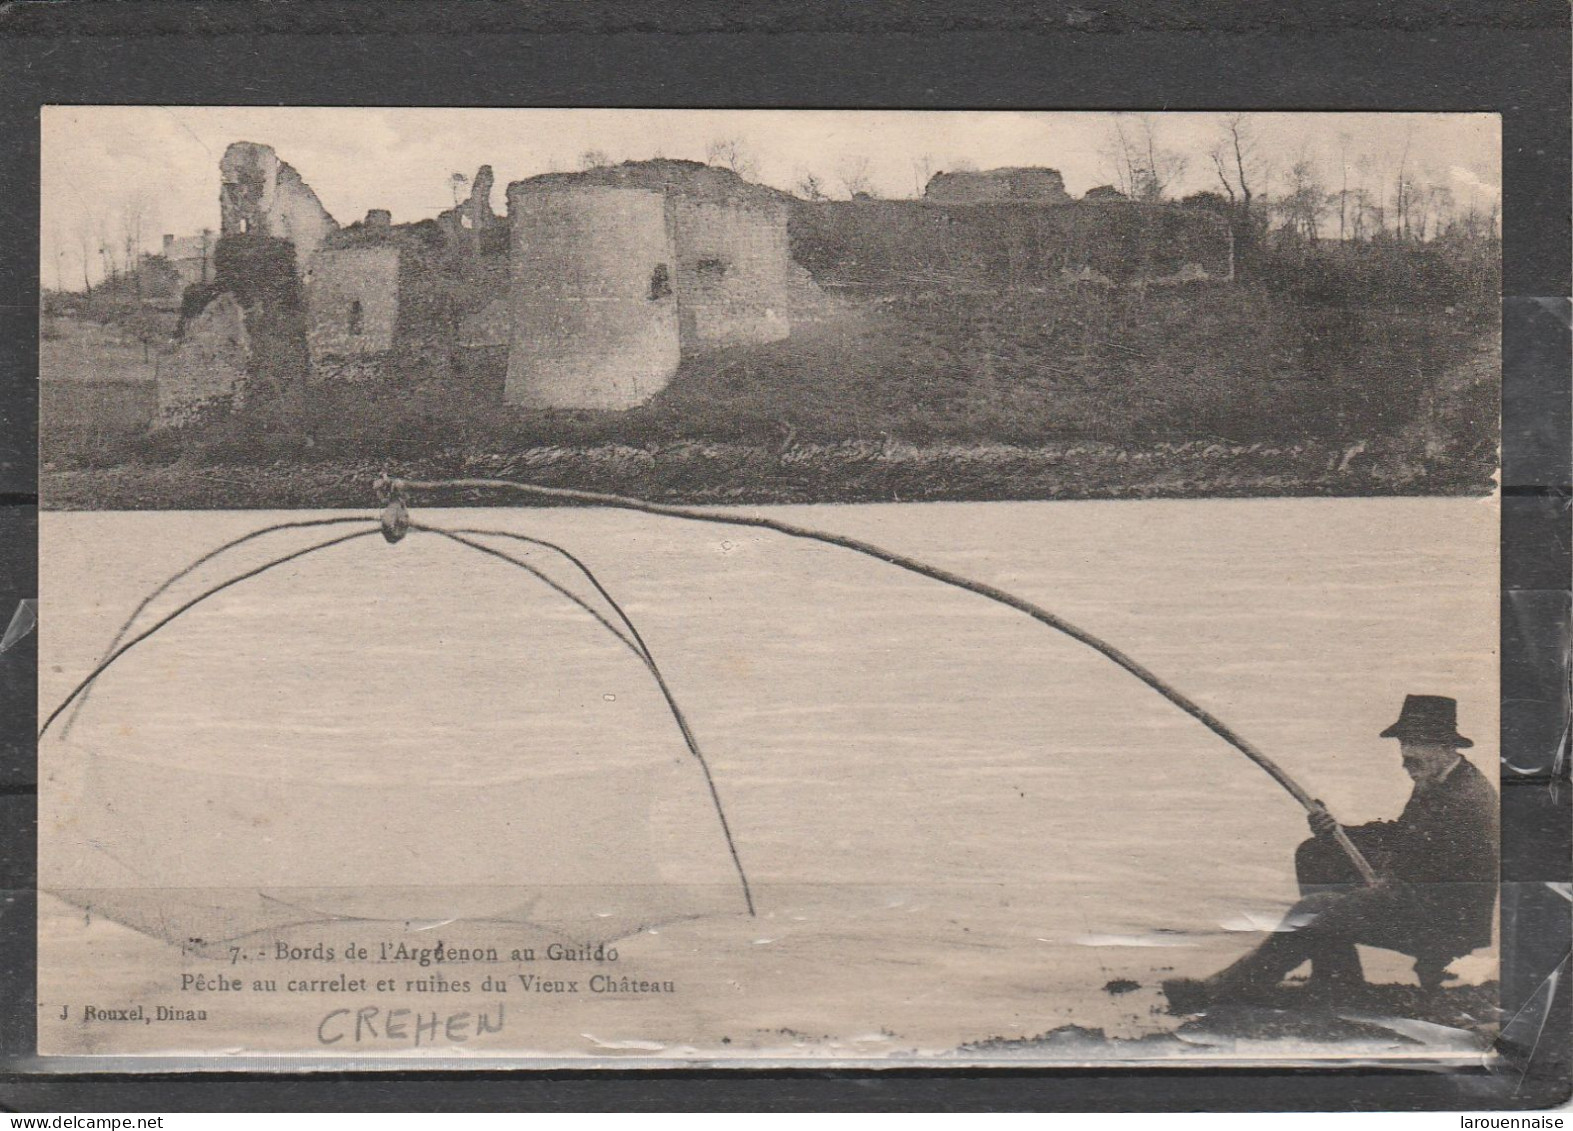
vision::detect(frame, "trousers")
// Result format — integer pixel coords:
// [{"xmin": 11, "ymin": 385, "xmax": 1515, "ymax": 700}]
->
[{"xmin": 1214, "ymin": 836, "xmax": 1438, "ymax": 990}]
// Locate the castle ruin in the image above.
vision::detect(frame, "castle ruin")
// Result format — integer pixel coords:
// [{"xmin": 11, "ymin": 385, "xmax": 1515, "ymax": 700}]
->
[
  {"xmin": 219, "ymin": 142, "xmax": 339, "ymax": 273},
  {"xmin": 157, "ymin": 145, "xmax": 1232, "ymax": 426},
  {"xmin": 923, "ymin": 166, "xmax": 1074, "ymax": 205}
]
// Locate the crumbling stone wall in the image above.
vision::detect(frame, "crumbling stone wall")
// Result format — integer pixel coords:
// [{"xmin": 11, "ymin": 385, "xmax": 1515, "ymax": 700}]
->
[
  {"xmin": 790, "ymin": 200, "xmax": 1233, "ymax": 289},
  {"xmin": 438, "ymin": 165, "xmax": 499, "ymax": 238},
  {"xmin": 157, "ymin": 291, "xmax": 250, "ymax": 426},
  {"xmin": 184, "ymin": 147, "xmax": 1234, "ymax": 419},
  {"xmin": 301, "ymin": 200, "xmax": 509, "ymax": 386},
  {"xmin": 671, "ymin": 198, "xmax": 792, "ymax": 349},
  {"xmin": 387, "ymin": 231, "xmax": 466, "ymax": 382},
  {"xmin": 162, "ymin": 232, "xmax": 216, "ymax": 290},
  {"xmin": 925, "ymin": 167, "xmax": 1074, "ymax": 205},
  {"xmin": 220, "ymin": 142, "xmax": 339, "ymax": 275},
  {"xmin": 304, "ymin": 245, "xmax": 401, "ymax": 375},
  {"xmin": 212, "ymin": 231, "xmax": 310, "ymax": 392},
  {"xmin": 458, "ymin": 297, "xmax": 510, "ymax": 349},
  {"xmin": 454, "ymin": 296, "xmax": 510, "ymax": 396},
  {"xmin": 505, "ymin": 184, "xmax": 680, "ymax": 409}
]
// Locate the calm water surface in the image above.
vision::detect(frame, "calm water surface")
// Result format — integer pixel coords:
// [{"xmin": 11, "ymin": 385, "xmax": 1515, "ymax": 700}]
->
[{"xmin": 37, "ymin": 498, "xmax": 1498, "ymax": 1057}]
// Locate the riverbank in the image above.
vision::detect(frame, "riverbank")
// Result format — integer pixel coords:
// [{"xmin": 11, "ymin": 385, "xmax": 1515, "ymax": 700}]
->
[
  {"xmin": 961, "ymin": 979, "xmax": 1500, "ymax": 1061},
  {"xmin": 43, "ymin": 431, "xmax": 1496, "ymax": 510}
]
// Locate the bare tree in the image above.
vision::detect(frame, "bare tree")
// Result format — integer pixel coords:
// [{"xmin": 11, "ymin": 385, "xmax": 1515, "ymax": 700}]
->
[
  {"xmin": 1344, "ymin": 187, "xmax": 1369, "ymax": 241},
  {"xmin": 911, "ymin": 153, "xmax": 935, "ymax": 198},
  {"xmin": 1415, "ymin": 178, "xmax": 1454, "ymax": 243},
  {"xmin": 1107, "ymin": 113, "xmax": 1186, "ymax": 202},
  {"xmin": 578, "ymin": 148, "xmax": 613, "ymax": 170},
  {"xmin": 1363, "ymin": 152, "xmax": 1390, "ymax": 238},
  {"xmin": 1392, "ymin": 120, "xmax": 1416, "ymax": 240},
  {"xmin": 71, "ymin": 209, "xmax": 99, "ymax": 292},
  {"xmin": 704, "ymin": 137, "xmax": 758, "ymax": 180},
  {"xmin": 794, "ymin": 169, "xmax": 830, "ymax": 201},
  {"xmin": 1105, "ymin": 114, "xmax": 1141, "ymax": 198},
  {"xmin": 1335, "ymin": 131, "xmax": 1351, "ymax": 241},
  {"xmin": 1205, "ymin": 112, "xmax": 1272, "ymax": 269},
  {"xmin": 117, "ymin": 189, "xmax": 158, "ymax": 288},
  {"xmin": 835, "ymin": 154, "xmax": 874, "ymax": 199},
  {"xmin": 1209, "ymin": 113, "xmax": 1266, "ymax": 220},
  {"xmin": 1137, "ymin": 114, "xmax": 1188, "ymax": 201},
  {"xmin": 1392, "ymin": 172, "xmax": 1421, "ymax": 242},
  {"xmin": 1350, "ymin": 154, "xmax": 1373, "ymax": 241},
  {"xmin": 1278, "ymin": 159, "xmax": 1329, "ymax": 243}
]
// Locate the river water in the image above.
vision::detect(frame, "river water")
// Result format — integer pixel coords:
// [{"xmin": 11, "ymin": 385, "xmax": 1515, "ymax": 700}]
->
[{"xmin": 37, "ymin": 498, "xmax": 1498, "ymax": 1060}]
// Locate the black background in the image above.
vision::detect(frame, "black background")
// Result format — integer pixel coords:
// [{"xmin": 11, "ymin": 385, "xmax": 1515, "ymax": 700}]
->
[{"xmin": 0, "ymin": 0, "xmax": 1567, "ymax": 1112}]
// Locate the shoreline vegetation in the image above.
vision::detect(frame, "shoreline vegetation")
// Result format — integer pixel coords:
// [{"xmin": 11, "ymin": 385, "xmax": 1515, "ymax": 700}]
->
[
  {"xmin": 42, "ymin": 120, "xmax": 1505, "ymax": 513},
  {"xmin": 45, "ymin": 428, "xmax": 1495, "ymax": 511},
  {"xmin": 43, "ymin": 314, "xmax": 1499, "ymax": 510},
  {"xmin": 44, "ymin": 213, "xmax": 1501, "ymax": 511}
]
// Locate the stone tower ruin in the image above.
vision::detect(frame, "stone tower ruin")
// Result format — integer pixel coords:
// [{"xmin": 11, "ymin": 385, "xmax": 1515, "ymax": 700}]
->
[
  {"xmin": 219, "ymin": 142, "xmax": 339, "ymax": 274},
  {"xmin": 154, "ymin": 145, "xmax": 1231, "ymax": 427},
  {"xmin": 669, "ymin": 195, "xmax": 792, "ymax": 350},
  {"xmin": 505, "ymin": 184, "xmax": 682, "ymax": 411}
]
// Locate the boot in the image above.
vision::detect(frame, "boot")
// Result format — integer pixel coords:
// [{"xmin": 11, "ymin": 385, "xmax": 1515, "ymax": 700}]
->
[
  {"xmin": 1413, "ymin": 954, "xmax": 1453, "ymax": 994},
  {"xmin": 1302, "ymin": 941, "xmax": 1367, "ymax": 1005},
  {"xmin": 1162, "ymin": 932, "xmax": 1312, "ymax": 1013},
  {"xmin": 1204, "ymin": 930, "xmax": 1313, "ymax": 1002},
  {"xmin": 1160, "ymin": 976, "xmax": 1214, "ymax": 1015}
]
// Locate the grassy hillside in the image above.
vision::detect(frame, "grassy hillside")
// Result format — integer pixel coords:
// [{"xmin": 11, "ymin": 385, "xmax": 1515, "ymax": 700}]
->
[
  {"xmin": 182, "ymin": 286, "xmax": 1485, "ymax": 460},
  {"xmin": 42, "ymin": 237, "xmax": 1499, "ymax": 505}
]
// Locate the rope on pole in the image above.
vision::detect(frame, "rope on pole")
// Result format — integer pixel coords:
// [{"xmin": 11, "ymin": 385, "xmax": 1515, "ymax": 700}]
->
[
  {"xmin": 433, "ymin": 525, "xmax": 756, "ymax": 916},
  {"xmin": 42, "ymin": 512, "xmax": 759, "ymax": 915},
  {"xmin": 39, "ymin": 528, "xmax": 382, "ymax": 740},
  {"xmin": 415, "ymin": 526, "xmax": 641, "ymax": 658},
  {"xmin": 386, "ymin": 474, "xmax": 1379, "ymax": 886},
  {"xmin": 58, "ymin": 515, "xmax": 379, "ymax": 740}
]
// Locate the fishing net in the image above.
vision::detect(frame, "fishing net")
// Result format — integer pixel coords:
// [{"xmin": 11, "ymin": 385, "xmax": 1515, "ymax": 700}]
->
[
  {"xmin": 39, "ymin": 481, "xmax": 1380, "ymax": 959},
  {"xmin": 40, "ymin": 517, "xmax": 753, "ymax": 953}
]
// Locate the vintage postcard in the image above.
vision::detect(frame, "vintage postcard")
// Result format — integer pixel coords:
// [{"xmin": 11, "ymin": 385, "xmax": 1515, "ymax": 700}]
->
[{"xmin": 37, "ymin": 108, "xmax": 1501, "ymax": 1064}]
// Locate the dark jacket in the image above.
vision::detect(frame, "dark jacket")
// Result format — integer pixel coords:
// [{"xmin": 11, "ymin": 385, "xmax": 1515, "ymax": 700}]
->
[
  {"xmin": 1342, "ymin": 756, "xmax": 1499, "ymax": 954},
  {"xmin": 1348, "ymin": 756, "xmax": 1499, "ymax": 881}
]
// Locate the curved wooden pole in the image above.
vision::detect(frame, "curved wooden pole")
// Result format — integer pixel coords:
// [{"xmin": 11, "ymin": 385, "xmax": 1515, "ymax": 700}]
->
[{"xmin": 386, "ymin": 475, "xmax": 1379, "ymax": 885}]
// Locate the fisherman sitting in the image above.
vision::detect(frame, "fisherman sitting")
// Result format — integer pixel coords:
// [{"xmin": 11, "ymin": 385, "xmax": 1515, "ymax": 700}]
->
[{"xmin": 1164, "ymin": 695, "xmax": 1498, "ymax": 1010}]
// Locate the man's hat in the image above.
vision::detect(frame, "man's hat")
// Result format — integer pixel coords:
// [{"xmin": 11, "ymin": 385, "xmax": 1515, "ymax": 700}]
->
[{"xmin": 1379, "ymin": 694, "xmax": 1473, "ymax": 748}]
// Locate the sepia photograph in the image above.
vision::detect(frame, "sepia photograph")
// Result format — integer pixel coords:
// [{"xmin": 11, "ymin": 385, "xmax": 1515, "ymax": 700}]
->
[{"xmin": 36, "ymin": 107, "xmax": 1501, "ymax": 1064}]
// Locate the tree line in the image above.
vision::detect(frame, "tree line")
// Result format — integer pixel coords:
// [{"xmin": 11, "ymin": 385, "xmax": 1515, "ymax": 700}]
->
[
  {"xmin": 579, "ymin": 117, "xmax": 1498, "ymax": 255},
  {"xmin": 1171, "ymin": 112, "xmax": 1500, "ymax": 252},
  {"xmin": 54, "ymin": 115, "xmax": 1497, "ymax": 296}
]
